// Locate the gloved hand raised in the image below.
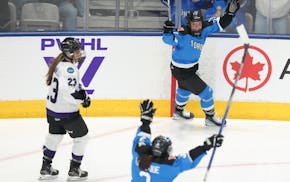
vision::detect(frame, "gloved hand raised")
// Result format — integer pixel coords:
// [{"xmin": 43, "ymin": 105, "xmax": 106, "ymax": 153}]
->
[
  {"xmin": 163, "ymin": 20, "xmax": 175, "ymax": 33},
  {"xmin": 203, "ymin": 134, "xmax": 224, "ymax": 151},
  {"xmin": 140, "ymin": 99, "xmax": 156, "ymax": 125},
  {"xmin": 226, "ymin": 0, "xmax": 240, "ymax": 16}
]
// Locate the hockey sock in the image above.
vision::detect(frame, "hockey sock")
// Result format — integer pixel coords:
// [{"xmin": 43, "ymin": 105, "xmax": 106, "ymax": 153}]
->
[
  {"xmin": 43, "ymin": 145, "xmax": 56, "ymax": 159},
  {"xmin": 72, "ymin": 153, "xmax": 83, "ymax": 162}
]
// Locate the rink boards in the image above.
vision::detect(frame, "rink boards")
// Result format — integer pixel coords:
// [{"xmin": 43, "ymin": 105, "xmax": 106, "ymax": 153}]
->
[{"xmin": 0, "ymin": 33, "xmax": 289, "ymax": 120}]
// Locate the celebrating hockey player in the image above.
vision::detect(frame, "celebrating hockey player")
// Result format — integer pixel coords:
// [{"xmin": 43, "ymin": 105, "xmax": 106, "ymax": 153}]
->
[
  {"xmin": 131, "ymin": 99, "xmax": 224, "ymax": 181},
  {"xmin": 162, "ymin": 0, "xmax": 240, "ymax": 126},
  {"xmin": 39, "ymin": 37, "xmax": 90, "ymax": 181}
]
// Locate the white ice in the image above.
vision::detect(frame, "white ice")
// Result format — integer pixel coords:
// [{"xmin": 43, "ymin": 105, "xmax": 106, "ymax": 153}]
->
[{"xmin": 1, "ymin": 117, "xmax": 290, "ymax": 182}]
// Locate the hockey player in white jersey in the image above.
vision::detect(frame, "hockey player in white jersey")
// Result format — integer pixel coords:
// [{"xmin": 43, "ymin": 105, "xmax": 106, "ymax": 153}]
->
[{"xmin": 39, "ymin": 37, "xmax": 90, "ymax": 181}]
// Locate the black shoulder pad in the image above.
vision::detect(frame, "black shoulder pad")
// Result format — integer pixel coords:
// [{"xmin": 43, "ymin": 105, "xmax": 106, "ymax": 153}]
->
[{"xmin": 202, "ymin": 20, "xmax": 213, "ymax": 29}]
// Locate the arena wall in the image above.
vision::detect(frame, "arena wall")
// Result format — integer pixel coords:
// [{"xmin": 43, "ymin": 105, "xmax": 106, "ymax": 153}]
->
[{"xmin": 0, "ymin": 33, "xmax": 289, "ymax": 120}]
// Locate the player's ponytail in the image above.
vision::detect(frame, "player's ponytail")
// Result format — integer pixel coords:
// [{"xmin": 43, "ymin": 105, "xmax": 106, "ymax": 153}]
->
[
  {"xmin": 138, "ymin": 154, "xmax": 153, "ymax": 171},
  {"xmin": 46, "ymin": 53, "xmax": 64, "ymax": 85}
]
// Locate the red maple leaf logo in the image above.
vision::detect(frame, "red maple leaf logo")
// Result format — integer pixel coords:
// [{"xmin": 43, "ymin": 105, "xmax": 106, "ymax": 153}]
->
[{"xmin": 230, "ymin": 52, "xmax": 264, "ymax": 91}]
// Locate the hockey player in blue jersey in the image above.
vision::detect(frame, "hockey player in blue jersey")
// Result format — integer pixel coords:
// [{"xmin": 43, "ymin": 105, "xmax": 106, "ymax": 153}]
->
[
  {"xmin": 131, "ymin": 99, "xmax": 224, "ymax": 181},
  {"xmin": 162, "ymin": 0, "xmax": 240, "ymax": 126}
]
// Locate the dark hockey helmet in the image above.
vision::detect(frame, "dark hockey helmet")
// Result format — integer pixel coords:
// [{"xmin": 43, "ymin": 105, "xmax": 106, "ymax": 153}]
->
[
  {"xmin": 152, "ymin": 135, "xmax": 172, "ymax": 157},
  {"xmin": 186, "ymin": 10, "xmax": 203, "ymax": 36},
  {"xmin": 60, "ymin": 37, "xmax": 81, "ymax": 54},
  {"xmin": 186, "ymin": 10, "xmax": 203, "ymax": 23}
]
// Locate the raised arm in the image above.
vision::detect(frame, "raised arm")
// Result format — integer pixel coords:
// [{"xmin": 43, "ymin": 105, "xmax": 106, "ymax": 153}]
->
[
  {"xmin": 134, "ymin": 100, "xmax": 156, "ymax": 155},
  {"xmin": 219, "ymin": 0, "xmax": 240, "ymax": 29},
  {"xmin": 175, "ymin": 134, "xmax": 224, "ymax": 172},
  {"xmin": 162, "ymin": 20, "xmax": 179, "ymax": 46}
]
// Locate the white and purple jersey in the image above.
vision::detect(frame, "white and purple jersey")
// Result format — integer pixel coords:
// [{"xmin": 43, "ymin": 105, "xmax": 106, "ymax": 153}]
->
[{"xmin": 46, "ymin": 61, "xmax": 83, "ymax": 118}]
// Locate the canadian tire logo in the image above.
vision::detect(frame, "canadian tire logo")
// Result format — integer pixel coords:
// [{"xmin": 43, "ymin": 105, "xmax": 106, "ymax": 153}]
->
[{"xmin": 223, "ymin": 45, "xmax": 272, "ymax": 92}]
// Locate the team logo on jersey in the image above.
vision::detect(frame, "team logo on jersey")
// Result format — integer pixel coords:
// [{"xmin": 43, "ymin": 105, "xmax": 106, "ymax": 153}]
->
[
  {"xmin": 223, "ymin": 45, "xmax": 272, "ymax": 92},
  {"xmin": 67, "ymin": 67, "xmax": 74, "ymax": 74}
]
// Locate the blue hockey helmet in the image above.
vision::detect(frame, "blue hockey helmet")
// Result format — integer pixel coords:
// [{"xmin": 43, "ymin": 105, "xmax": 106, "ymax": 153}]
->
[{"xmin": 152, "ymin": 135, "xmax": 172, "ymax": 157}]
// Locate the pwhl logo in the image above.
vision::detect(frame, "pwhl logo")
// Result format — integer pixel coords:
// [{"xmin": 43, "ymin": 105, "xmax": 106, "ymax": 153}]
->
[
  {"xmin": 41, "ymin": 38, "xmax": 107, "ymax": 95},
  {"xmin": 223, "ymin": 45, "xmax": 272, "ymax": 92}
]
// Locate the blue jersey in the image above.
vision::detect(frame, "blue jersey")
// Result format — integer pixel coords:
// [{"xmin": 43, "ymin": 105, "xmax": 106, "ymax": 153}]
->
[
  {"xmin": 162, "ymin": 19, "xmax": 221, "ymax": 68},
  {"xmin": 161, "ymin": 0, "xmax": 204, "ymax": 26},
  {"xmin": 131, "ymin": 128, "xmax": 152, "ymax": 182},
  {"xmin": 131, "ymin": 128, "xmax": 206, "ymax": 182}
]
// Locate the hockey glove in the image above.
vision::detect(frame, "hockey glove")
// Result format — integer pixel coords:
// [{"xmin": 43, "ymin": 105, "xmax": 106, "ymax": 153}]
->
[
  {"xmin": 226, "ymin": 0, "xmax": 240, "ymax": 16},
  {"xmin": 203, "ymin": 134, "xmax": 224, "ymax": 151},
  {"xmin": 82, "ymin": 97, "xmax": 91, "ymax": 108},
  {"xmin": 71, "ymin": 89, "xmax": 87, "ymax": 100},
  {"xmin": 163, "ymin": 20, "xmax": 175, "ymax": 33},
  {"xmin": 140, "ymin": 99, "xmax": 156, "ymax": 125}
]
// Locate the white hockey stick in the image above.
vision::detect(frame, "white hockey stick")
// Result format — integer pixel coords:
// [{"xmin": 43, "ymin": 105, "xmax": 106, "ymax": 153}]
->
[
  {"xmin": 168, "ymin": 0, "xmax": 172, "ymax": 21},
  {"xmin": 203, "ymin": 24, "xmax": 250, "ymax": 182}
]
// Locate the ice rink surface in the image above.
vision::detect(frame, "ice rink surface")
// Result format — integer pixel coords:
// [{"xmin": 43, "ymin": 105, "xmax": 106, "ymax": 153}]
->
[{"xmin": 1, "ymin": 117, "xmax": 290, "ymax": 182}]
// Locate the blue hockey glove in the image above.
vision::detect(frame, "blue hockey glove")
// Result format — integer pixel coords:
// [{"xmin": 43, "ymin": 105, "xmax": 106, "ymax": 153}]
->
[
  {"xmin": 203, "ymin": 134, "xmax": 224, "ymax": 151},
  {"xmin": 140, "ymin": 99, "xmax": 156, "ymax": 125}
]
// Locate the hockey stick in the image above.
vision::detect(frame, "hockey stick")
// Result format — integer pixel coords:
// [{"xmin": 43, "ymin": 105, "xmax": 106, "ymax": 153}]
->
[
  {"xmin": 168, "ymin": 0, "xmax": 172, "ymax": 21},
  {"xmin": 203, "ymin": 24, "xmax": 250, "ymax": 182}
]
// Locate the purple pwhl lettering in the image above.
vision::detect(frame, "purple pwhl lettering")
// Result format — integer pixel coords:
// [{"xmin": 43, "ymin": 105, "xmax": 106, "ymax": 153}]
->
[
  {"xmin": 81, "ymin": 39, "xmax": 95, "ymax": 50},
  {"xmin": 80, "ymin": 38, "xmax": 107, "ymax": 51},
  {"xmin": 96, "ymin": 38, "xmax": 107, "ymax": 50},
  {"xmin": 42, "ymin": 37, "xmax": 108, "ymax": 95},
  {"xmin": 41, "ymin": 39, "xmax": 55, "ymax": 50},
  {"xmin": 41, "ymin": 38, "xmax": 107, "ymax": 51}
]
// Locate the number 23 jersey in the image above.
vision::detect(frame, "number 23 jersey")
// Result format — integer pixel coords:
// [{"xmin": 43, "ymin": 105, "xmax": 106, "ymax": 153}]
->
[{"xmin": 46, "ymin": 61, "xmax": 83, "ymax": 118}]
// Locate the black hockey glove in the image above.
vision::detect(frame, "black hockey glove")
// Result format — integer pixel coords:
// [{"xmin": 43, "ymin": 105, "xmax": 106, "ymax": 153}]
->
[
  {"xmin": 203, "ymin": 134, "xmax": 224, "ymax": 151},
  {"xmin": 140, "ymin": 99, "xmax": 156, "ymax": 125},
  {"xmin": 71, "ymin": 89, "xmax": 87, "ymax": 100},
  {"xmin": 82, "ymin": 97, "xmax": 91, "ymax": 108},
  {"xmin": 163, "ymin": 20, "xmax": 175, "ymax": 33},
  {"xmin": 226, "ymin": 0, "xmax": 240, "ymax": 16}
]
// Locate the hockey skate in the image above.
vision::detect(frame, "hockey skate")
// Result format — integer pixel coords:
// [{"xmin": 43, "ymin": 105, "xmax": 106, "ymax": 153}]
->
[
  {"xmin": 39, "ymin": 157, "xmax": 59, "ymax": 180},
  {"xmin": 67, "ymin": 160, "xmax": 88, "ymax": 181},
  {"xmin": 173, "ymin": 109, "xmax": 194, "ymax": 120},
  {"xmin": 205, "ymin": 113, "xmax": 226, "ymax": 127}
]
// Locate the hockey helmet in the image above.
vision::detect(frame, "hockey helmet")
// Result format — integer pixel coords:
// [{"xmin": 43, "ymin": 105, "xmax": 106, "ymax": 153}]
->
[
  {"xmin": 186, "ymin": 10, "xmax": 203, "ymax": 23},
  {"xmin": 186, "ymin": 10, "xmax": 203, "ymax": 36},
  {"xmin": 152, "ymin": 135, "xmax": 172, "ymax": 157},
  {"xmin": 60, "ymin": 37, "xmax": 81, "ymax": 54}
]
